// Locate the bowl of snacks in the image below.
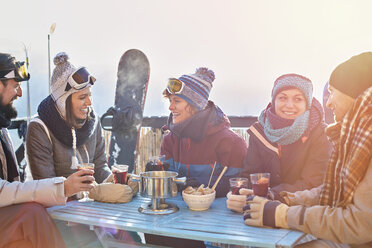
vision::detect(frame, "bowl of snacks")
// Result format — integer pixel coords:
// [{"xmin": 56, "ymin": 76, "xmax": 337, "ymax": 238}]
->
[{"xmin": 182, "ymin": 184, "xmax": 216, "ymax": 211}]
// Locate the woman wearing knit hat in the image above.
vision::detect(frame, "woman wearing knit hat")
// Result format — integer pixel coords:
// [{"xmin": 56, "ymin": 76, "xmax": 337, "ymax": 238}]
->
[
  {"xmin": 227, "ymin": 73, "xmax": 332, "ymax": 212},
  {"xmin": 26, "ymin": 52, "xmax": 111, "ymax": 185},
  {"xmin": 145, "ymin": 67, "xmax": 247, "ymax": 247},
  {"xmin": 162, "ymin": 67, "xmax": 247, "ymax": 196}
]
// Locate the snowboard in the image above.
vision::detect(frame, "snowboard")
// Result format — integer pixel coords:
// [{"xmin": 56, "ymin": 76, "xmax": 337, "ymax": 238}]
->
[{"xmin": 101, "ymin": 49, "xmax": 150, "ymax": 173}]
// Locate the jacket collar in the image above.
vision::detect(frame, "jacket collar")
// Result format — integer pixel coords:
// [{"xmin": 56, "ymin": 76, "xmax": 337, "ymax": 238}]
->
[{"xmin": 166, "ymin": 101, "xmax": 229, "ymax": 142}]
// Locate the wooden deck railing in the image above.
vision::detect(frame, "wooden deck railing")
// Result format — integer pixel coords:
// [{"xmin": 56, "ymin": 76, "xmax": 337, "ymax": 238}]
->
[{"xmin": 103, "ymin": 116, "xmax": 257, "ymax": 172}]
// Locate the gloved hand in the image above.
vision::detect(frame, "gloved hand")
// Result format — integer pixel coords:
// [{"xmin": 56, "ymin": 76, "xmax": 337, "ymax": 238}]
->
[
  {"xmin": 226, "ymin": 188, "xmax": 254, "ymax": 213},
  {"xmin": 89, "ymin": 183, "xmax": 133, "ymax": 203},
  {"xmin": 243, "ymin": 195, "xmax": 289, "ymax": 229},
  {"xmin": 279, "ymin": 191, "xmax": 296, "ymax": 205}
]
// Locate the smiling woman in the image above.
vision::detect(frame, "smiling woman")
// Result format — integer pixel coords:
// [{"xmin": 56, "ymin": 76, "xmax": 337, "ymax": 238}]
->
[
  {"xmin": 236, "ymin": 73, "xmax": 332, "ymax": 202},
  {"xmin": 274, "ymin": 88, "xmax": 307, "ymax": 119},
  {"xmin": 65, "ymin": 87, "xmax": 92, "ymax": 128},
  {"xmin": 26, "ymin": 52, "xmax": 111, "ymax": 185}
]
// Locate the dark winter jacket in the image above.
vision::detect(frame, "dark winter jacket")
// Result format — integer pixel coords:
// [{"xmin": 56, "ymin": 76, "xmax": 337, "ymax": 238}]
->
[
  {"xmin": 161, "ymin": 101, "xmax": 247, "ymax": 197},
  {"xmin": 241, "ymin": 121, "xmax": 332, "ymax": 196}
]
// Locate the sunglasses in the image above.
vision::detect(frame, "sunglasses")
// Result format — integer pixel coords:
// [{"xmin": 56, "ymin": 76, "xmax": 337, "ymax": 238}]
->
[
  {"xmin": 67, "ymin": 67, "xmax": 96, "ymax": 90},
  {"xmin": 0, "ymin": 61, "xmax": 30, "ymax": 82},
  {"xmin": 167, "ymin": 78, "xmax": 184, "ymax": 94}
]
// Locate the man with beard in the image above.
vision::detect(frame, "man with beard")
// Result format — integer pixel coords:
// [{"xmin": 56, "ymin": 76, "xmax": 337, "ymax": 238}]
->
[{"xmin": 0, "ymin": 53, "xmax": 96, "ymax": 247}]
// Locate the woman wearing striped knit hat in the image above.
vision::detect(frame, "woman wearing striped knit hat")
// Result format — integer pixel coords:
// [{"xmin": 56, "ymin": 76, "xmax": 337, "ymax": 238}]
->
[
  {"xmin": 227, "ymin": 73, "xmax": 332, "ymax": 213},
  {"xmin": 160, "ymin": 67, "xmax": 247, "ymax": 198},
  {"xmin": 146, "ymin": 67, "xmax": 247, "ymax": 248}
]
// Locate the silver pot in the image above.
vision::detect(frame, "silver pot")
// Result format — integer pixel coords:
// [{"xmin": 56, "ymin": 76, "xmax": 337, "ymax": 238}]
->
[{"xmin": 131, "ymin": 171, "xmax": 186, "ymax": 199}]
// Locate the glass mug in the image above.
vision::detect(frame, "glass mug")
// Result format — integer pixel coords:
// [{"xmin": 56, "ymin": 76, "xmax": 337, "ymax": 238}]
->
[
  {"xmin": 229, "ymin": 177, "xmax": 249, "ymax": 195},
  {"xmin": 77, "ymin": 163, "xmax": 95, "ymax": 202},
  {"xmin": 145, "ymin": 155, "xmax": 170, "ymax": 171},
  {"xmin": 111, "ymin": 164, "xmax": 129, "ymax": 184},
  {"xmin": 249, "ymin": 173, "xmax": 270, "ymax": 197}
]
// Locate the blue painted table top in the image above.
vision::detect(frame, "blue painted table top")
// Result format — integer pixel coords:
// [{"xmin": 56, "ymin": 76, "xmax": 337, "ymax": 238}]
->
[{"xmin": 47, "ymin": 194, "xmax": 306, "ymax": 247}]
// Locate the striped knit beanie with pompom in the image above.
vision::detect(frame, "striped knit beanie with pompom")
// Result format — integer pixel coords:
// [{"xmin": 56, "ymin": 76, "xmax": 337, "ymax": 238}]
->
[{"xmin": 173, "ymin": 67, "xmax": 215, "ymax": 110}]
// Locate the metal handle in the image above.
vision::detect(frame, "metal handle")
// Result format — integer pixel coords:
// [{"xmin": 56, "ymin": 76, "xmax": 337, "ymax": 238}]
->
[
  {"xmin": 130, "ymin": 174, "xmax": 141, "ymax": 182},
  {"xmin": 173, "ymin": 177, "xmax": 186, "ymax": 185}
]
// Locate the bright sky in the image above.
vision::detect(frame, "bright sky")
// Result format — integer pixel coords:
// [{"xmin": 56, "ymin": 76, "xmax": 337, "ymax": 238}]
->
[{"xmin": 2, "ymin": 0, "xmax": 372, "ymax": 119}]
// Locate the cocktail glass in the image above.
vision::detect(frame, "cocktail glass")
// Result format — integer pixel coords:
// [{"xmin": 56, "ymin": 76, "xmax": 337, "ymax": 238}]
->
[{"xmin": 77, "ymin": 163, "xmax": 95, "ymax": 202}]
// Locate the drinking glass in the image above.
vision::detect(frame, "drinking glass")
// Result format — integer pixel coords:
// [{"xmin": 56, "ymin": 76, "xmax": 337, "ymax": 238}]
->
[
  {"xmin": 146, "ymin": 155, "xmax": 169, "ymax": 171},
  {"xmin": 111, "ymin": 164, "xmax": 129, "ymax": 184},
  {"xmin": 250, "ymin": 173, "xmax": 270, "ymax": 197},
  {"xmin": 229, "ymin": 178, "xmax": 249, "ymax": 195},
  {"xmin": 77, "ymin": 163, "xmax": 95, "ymax": 202}
]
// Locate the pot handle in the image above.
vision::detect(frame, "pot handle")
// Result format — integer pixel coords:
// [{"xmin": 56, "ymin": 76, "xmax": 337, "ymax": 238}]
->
[
  {"xmin": 173, "ymin": 177, "xmax": 186, "ymax": 185},
  {"xmin": 130, "ymin": 174, "xmax": 141, "ymax": 182}
]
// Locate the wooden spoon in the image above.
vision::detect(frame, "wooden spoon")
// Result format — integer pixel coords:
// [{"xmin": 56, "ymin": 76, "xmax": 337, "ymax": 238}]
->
[
  {"xmin": 207, "ymin": 161, "xmax": 217, "ymax": 188},
  {"xmin": 211, "ymin": 166, "xmax": 228, "ymax": 191}
]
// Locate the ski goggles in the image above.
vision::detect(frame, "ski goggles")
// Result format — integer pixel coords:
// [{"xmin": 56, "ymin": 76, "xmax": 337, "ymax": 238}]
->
[
  {"xmin": 67, "ymin": 67, "xmax": 96, "ymax": 90},
  {"xmin": 167, "ymin": 78, "xmax": 184, "ymax": 94},
  {"xmin": 0, "ymin": 61, "xmax": 30, "ymax": 82}
]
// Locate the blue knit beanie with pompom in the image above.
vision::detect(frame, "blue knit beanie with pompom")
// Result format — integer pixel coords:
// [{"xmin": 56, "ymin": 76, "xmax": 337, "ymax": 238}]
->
[{"xmin": 174, "ymin": 67, "xmax": 215, "ymax": 110}]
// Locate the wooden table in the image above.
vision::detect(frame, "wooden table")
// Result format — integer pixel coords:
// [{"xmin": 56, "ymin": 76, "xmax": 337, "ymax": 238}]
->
[{"xmin": 47, "ymin": 195, "xmax": 307, "ymax": 248}]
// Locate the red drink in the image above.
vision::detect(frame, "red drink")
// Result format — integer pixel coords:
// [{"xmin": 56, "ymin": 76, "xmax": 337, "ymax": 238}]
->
[
  {"xmin": 231, "ymin": 185, "xmax": 247, "ymax": 195},
  {"xmin": 113, "ymin": 171, "xmax": 128, "ymax": 184},
  {"xmin": 252, "ymin": 182, "xmax": 269, "ymax": 197},
  {"xmin": 77, "ymin": 167, "xmax": 94, "ymax": 184},
  {"xmin": 229, "ymin": 178, "xmax": 249, "ymax": 195}
]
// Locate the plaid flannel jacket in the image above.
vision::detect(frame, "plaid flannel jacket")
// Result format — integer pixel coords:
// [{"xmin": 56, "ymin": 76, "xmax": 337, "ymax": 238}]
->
[{"xmin": 320, "ymin": 86, "xmax": 372, "ymax": 207}]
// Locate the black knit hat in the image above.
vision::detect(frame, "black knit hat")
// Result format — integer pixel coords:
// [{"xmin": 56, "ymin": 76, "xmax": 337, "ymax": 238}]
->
[
  {"xmin": 0, "ymin": 53, "xmax": 15, "ymax": 70},
  {"xmin": 329, "ymin": 52, "xmax": 372, "ymax": 98},
  {"xmin": 0, "ymin": 53, "xmax": 30, "ymax": 82}
]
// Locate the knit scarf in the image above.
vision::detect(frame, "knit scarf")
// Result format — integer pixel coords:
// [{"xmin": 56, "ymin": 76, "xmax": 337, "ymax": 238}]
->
[
  {"xmin": 258, "ymin": 97, "xmax": 323, "ymax": 145},
  {"xmin": 319, "ymin": 86, "xmax": 372, "ymax": 207},
  {"xmin": 37, "ymin": 95, "xmax": 97, "ymax": 148}
]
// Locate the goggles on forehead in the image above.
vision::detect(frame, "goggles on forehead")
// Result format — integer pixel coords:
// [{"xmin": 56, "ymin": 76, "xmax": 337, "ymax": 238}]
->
[
  {"xmin": 0, "ymin": 61, "xmax": 30, "ymax": 82},
  {"xmin": 67, "ymin": 67, "xmax": 96, "ymax": 91},
  {"xmin": 167, "ymin": 78, "xmax": 184, "ymax": 94}
]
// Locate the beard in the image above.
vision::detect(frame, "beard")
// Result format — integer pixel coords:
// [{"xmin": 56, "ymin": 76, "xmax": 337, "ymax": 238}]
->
[{"xmin": 0, "ymin": 100, "xmax": 17, "ymax": 120}]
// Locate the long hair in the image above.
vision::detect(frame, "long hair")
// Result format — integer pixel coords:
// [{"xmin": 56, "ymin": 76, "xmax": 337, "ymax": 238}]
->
[
  {"xmin": 65, "ymin": 95, "xmax": 76, "ymax": 128},
  {"xmin": 65, "ymin": 94, "xmax": 92, "ymax": 128}
]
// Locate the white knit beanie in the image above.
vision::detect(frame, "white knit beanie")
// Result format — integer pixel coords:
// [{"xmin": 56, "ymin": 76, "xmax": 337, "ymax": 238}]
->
[{"xmin": 51, "ymin": 52, "xmax": 92, "ymax": 119}]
